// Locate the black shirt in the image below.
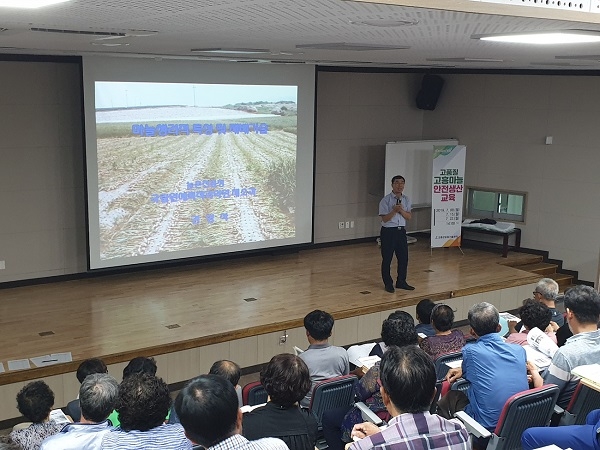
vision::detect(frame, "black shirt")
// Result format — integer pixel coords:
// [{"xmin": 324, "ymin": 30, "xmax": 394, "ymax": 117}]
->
[{"xmin": 242, "ymin": 402, "xmax": 318, "ymax": 450}]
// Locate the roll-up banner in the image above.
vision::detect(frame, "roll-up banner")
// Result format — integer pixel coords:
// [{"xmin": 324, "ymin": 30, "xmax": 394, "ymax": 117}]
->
[{"xmin": 431, "ymin": 145, "xmax": 466, "ymax": 248}]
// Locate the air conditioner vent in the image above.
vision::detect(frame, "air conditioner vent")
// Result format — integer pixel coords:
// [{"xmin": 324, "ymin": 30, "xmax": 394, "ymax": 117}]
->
[{"xmin": 30, "ymin": 27, "xmax": 127, "ymax": 37}]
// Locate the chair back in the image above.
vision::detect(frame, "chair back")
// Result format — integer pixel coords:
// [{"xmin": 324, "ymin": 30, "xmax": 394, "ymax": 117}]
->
[
  {"xmin": 308, "ymin": 374, "xmax": 358, "ymax": 428},
  {"xmin": 489, "ymin": 384, "xmax": 560, "ymax": 450},
  {"xmin": 242, "ymin": 381, "xmax": 268, "ymax": 406},
  {"xmin": 430, "ymin": 381, "xmax": 443, "ymax": 414},
  {"xmin": 434, "ymin": 351, "xmax": 463, "ymax": 380},
  {"xmin": 561, "ymin": 381, "xmax": 600, "ymax": 425}
]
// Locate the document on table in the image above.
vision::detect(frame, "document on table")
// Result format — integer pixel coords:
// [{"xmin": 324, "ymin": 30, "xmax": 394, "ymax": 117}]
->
[
  {"xmin": 30, "ymin": 352, "xmax": 73, "ymax": 367},
  {"xmin": 8, "ymin": 359, "xmax": 31, "ymax": 370},
  {"xmin": 523, "ymin": 345, "xmax": 552, "ymax": 369},
  {"xmin": 572, "ymin": 364, "xmax": 600, "ymax": 388},
  {"xmin": 358, "ymin": 355, "xmax": 381, "ymax": 371},
  {"xmin": 445, "ymin": 359, "xmax": 463, "ymax": 369},
  {"xmin": 49, "ymin": 408, "xmax": 71, "ymax": 424},
  {"xmin": 499, "ymin": 312, "xmax": 519, "ymax": 322},
  {"xmin": 0, "ymin": 362, "xmax": 4, "ymax": 373}
]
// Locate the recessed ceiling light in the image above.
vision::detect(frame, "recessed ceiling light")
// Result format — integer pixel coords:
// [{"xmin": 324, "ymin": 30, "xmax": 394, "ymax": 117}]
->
[
  {"xmin": 190, "ymin": 48, "xmax": 271, "ymax": 55},
  {"xmin": 91, "ymin": 42, "xmax": 130, "ymax": 47},
  {"xmin": 427, "ymin": 57, "xmax": 505, "ymax": 63},
  {"xmin": 474, "ymin": 30, "xmax": 600, "ymax": 44},
  {"xmin": 0, "ymin": 0, "xmax": 70, "ymax": 7},
  {"xmin": 296, "ymin": 42, "xmax": 409, "ymax": 51},
  {"xmin": 349, "ymin": 19, "xmax": 418, "ymax": 27}
]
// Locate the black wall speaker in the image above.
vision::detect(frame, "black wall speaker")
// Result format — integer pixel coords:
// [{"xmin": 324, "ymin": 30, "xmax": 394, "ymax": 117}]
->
[{"xmin": 416, "ymin": 74, "xmax": 444, "ymax": 111}]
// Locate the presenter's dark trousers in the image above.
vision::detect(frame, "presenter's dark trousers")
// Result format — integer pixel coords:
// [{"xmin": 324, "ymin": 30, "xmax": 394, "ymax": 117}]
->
[{"xmin": 380, "ymin": 226, "xmax": 408, "ymax": 288}]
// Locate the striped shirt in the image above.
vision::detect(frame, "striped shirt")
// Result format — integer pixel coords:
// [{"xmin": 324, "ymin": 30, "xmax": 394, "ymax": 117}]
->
[
  {"xmin": 348, "ymin": 412, "xmax": 470, "ymax": 450},
  {"xmin": 100, "ymin": 423, "xmax": 192, "ymax": 450},
  {"xmin": 543, "ymin": 329, "xmax": 600, "ymax": 408},
  {"xmin": 208, "ymin": 434, "xmax": 289, "ymax": 450}
]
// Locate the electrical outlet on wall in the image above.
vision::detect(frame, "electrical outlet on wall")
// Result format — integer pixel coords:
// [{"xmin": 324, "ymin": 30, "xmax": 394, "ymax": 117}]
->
[
  {"xmin": 338, "ymin": 222, "xmax": 344, "ymax": 229},
  {"xmin": 0, "ymin": 260, "xmax": 5, "ymax": 270}
]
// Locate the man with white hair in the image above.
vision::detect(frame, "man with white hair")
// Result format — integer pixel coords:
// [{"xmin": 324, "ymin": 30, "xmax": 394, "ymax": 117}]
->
[
  {"xmin": 41, "ymin": 373, "xmax": 118, "ymax": 450},
  {"xmin": 533, "ymin": 278, "xmax": 563, "ymax": 327}
]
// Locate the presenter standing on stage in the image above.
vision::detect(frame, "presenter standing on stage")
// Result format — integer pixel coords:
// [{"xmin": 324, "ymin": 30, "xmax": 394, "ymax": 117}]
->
[{"xmin": 379, "ymin": 175, "xmax": 414, "ymax": 293}]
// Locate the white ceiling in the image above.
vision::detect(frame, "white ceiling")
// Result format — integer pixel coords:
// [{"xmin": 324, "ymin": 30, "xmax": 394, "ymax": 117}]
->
[{"xmin": 3, "ymin": 0, "xmax": 600, "ymax": 69}]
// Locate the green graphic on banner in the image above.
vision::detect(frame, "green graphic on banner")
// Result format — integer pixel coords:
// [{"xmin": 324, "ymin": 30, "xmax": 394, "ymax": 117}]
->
[{"xmin": 433, "ymin": 145, "xmax": 457, "ymax": 159}]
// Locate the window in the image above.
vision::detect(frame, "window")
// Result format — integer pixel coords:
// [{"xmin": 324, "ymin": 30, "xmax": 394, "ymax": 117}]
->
[{"xmin": 465, "ymin": 187, "xmax": 526, "ymax": 222}]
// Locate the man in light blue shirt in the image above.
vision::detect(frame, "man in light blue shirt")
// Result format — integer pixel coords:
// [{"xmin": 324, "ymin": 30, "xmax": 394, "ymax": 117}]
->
[
  {"xmin": 379, "ymin": 175, "xmax": 413, "ymax": 293},
  {"xmin": 443, "ymin": 302, "xmax": 528, "ymax": 431},
  {"xmin": 41, "ymin": 373, "xmax": 118, "ymax": 450}
]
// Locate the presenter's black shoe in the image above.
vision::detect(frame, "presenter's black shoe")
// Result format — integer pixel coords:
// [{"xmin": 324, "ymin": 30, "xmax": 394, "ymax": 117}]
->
[
  {"xmin": 384, "ymin": 285, "xmax": 395, "ymax": 293},
  {"xmin": 396, "ymin": 282, "xmax": 415, "ymax": 290}
]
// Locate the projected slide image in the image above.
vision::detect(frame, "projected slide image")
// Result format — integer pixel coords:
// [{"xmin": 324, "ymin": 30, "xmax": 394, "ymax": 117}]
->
[{"xmin": 95, "ymin": 82, "xmax": 298, "ymax": 260}]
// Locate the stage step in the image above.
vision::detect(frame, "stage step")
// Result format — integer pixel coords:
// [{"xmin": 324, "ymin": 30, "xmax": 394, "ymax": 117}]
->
[
  {"xmin": 511, "ymin": 258, "xmax": 575, "ymax": 293},
  {"xmin": 515, "ymin": 262, "xmax": 559, "ymax": 276}
]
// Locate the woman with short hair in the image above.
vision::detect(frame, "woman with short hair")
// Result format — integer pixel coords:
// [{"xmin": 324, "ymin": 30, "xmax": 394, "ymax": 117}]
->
[
  {"xmin": 9, "ymin": 381, "xmax": 64, "ymax": 450},
  {"xmin": 242, "ymin": 354, "xmax": 318, "ymax": 450},
  {"xmin": 419, "ymin": 304, "xmax": 466, "ymax": 360}
]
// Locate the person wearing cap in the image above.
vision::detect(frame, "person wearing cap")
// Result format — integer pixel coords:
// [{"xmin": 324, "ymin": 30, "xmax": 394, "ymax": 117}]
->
[{"xmin": 437, "ymin": 302, "xmax": 528, "ymax": 439}]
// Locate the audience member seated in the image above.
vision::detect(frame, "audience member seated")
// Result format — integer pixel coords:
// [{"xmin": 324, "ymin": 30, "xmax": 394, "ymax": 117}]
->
[
  {"xmin": 40, "ymin": 373, "xmax": 118, "ymax": 450},
  {"xmin": 419, "ymin": 304, "xmax": 466, "ymax": 360},
  {"xmin": 347, "ymin": 311, "xmax": 406, "ymax": 370},
  {"xmin": 100, "ymin": 373, "xmax": 191, "ymax": 450},
  {"xmin": 298, "ymin": 309, "xmax": 349, "ymax": 408},
  {"xmin": 107, "ymin": 356, "xmax": 159, "ymax": 427},
  {"xmin": 8, "ymin": 381, "xmax": 64, "ymax": 450},
  {"xmin": 123, "ymin": 356, "xmax": 158, "ymax": 377},
  {"xmin": 522, "ymin": 408, "xmax": 600, "ymax": 450},
  {"xmin": 506, "ymin": 299, "xmax": 556, "ymax": 346},
  {"xmin": 209, "ymin": 360, "xmax": 243, "ymax": 406},
  {"xmin": 175, "ymin": 374, "xmax": 288, "ymax": 450},
  {"xmin": 533, "ymin": 277, "xmax": 564, "ymax": 327},
  {"xmin": 348, "ymin": 346, "xmax": 470, "ymax": 450},
  {"xmin": 323, "ymin": 312, "xmax": 418, "ymax": 450},
  {"xmin": 367, "ymin": 310, "xmax": 406, "ymax": 358},
  {"xmin": 528, "ymin": 285, "xmax": 600, "ymax": 409},
  {"xmin": 169, "ymin": 359, "xmax": 243, "ymax": 425},
  {"xmin": 438, "ymin": 302, "xmax": 528, "ymax": 448},
  {"xmin": 65, "ymin": 358, "xmax": 109, "ymax": 422},
  {"xmin": 242, "ymin": 354, "xmax": 317, "ymax": 450},
  {"xmin": 415, "ymin": 299, "xmax": 436, "ymax": 338}
]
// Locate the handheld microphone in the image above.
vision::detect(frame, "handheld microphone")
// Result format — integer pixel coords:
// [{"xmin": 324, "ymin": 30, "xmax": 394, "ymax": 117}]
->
[{"xmin": 396, "ymin": 197, "xmax": 401, "ymax": 205}]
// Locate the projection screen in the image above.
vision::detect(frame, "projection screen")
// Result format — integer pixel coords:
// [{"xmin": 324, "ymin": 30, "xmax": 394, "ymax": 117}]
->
[{"xmin": 83, "ymin": 57, "xmax": 315, "ymax": 269}]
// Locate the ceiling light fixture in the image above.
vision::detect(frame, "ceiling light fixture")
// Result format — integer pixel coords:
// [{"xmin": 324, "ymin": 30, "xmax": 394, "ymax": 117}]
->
[
  {"xmin": 475, "ymin": 30, "xmax": 600, "ymax": 45},
  {"xmin": 91, "ymin": 42, "xmax": 130, "ymax": 47},
  {"xmin": 190, "ymin": 48, "xmax": 271, "ymax": 55},
  {"xmin": 296, "ymin": 42, "xmax": 408, "ymax": 51},
  {"xmin": 0, "ymin": 0, "xmax": 70, "ymax": 7},
  {"xmin": 349, "ymin": 19, "xmax": 418, "ymax": 27}
]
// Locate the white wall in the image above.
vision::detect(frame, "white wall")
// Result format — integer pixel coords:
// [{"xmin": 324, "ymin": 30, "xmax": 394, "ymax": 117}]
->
[
  {"xmin": 314, "ymin": 71, "xmax": 424, "ymax": 243},
  {"xmin": 1, "ymin": 62, "xmax": 598, "ymax": 283},
  {"xmin": 423, "ymin": 74, "xmax": 600, "ymax": 282},
  {"xmin": 0, "ymin": 61, "xmax": 87, "ymax": 282}
]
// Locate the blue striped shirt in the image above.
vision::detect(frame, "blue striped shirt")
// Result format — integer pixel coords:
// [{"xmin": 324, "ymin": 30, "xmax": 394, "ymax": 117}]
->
[{"xmin": 100, "ymin": 423, "xmax": 192, "ymax": 450}]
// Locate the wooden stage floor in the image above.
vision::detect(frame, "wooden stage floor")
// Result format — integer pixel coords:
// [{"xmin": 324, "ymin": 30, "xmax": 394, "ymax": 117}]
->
[{"xmin": 0, "ymin": 240, "xmax": 540, "ymax": 385}]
